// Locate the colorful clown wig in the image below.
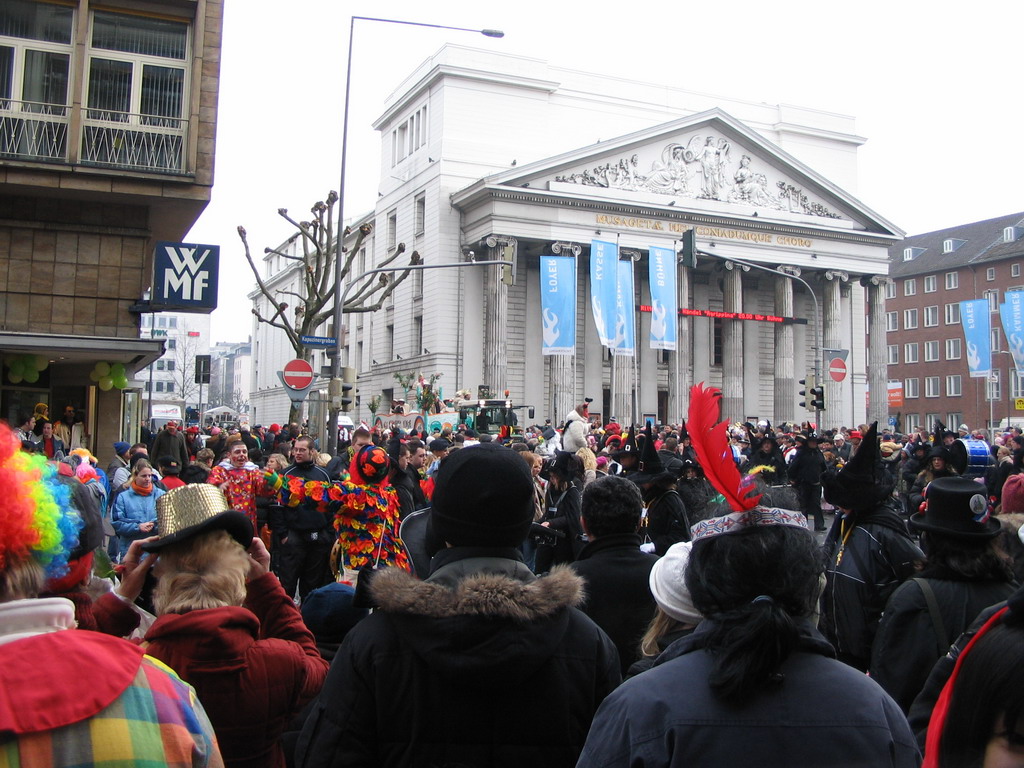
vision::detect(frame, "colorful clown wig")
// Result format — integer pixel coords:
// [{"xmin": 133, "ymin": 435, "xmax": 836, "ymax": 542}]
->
[{"xmin": 0, "ymin": 423, "xmax": 78, "ymax": 580}]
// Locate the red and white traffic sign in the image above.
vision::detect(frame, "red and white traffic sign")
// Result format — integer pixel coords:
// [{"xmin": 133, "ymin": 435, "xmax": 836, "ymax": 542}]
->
[
  {"xmin": 828, "ymin": 358, "xmax": 847, "ymax": 383},
  {"xmin": 282, "ymin": 359, "xmax": 315, "ymax": 390}
]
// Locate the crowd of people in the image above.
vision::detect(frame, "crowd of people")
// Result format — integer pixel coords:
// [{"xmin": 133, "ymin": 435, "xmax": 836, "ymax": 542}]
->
[{"xmin": 2, "ymin": 391, "xmax": 1024, "ymax": 767}]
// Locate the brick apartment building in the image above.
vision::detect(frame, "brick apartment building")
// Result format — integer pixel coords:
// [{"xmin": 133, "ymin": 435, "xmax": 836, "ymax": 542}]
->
[
  {"xmin": 0, "ymin": 0, "xmax": 222, "ymax": 460},
  {"xmin": 885, "ymin": 212, "xmax": 1024, "ymax": 434}
]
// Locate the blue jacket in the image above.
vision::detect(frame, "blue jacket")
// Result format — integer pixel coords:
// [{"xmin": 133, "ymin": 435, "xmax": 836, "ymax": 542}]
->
[
  {"xmin": 577, "ymin": 618, "xmax": 920, "ymax": 768},
  {"xmin": 111, "ymin": 487, "xmax": 165, "ymax": 557}
]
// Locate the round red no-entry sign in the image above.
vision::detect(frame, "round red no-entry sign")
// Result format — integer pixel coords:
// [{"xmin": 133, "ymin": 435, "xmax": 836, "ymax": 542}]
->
[
  {"xmin": 282, "ymin": 359, "xmax": 315, "ymax": 390},
  {"xmin": 829, "ymin": 358, "xmax": 847, "ymax": 382}
]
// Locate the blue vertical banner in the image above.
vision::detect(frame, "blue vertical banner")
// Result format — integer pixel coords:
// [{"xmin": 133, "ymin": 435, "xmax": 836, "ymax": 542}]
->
[
  {"xmin": 540, "ymin": 256, "xmax": 577, "ymax": 355},
  {"xmin": 590, "ymin": 240, "xmax": 618, "ymax": 347},
  {"xmin": 960, "ymin": 299, "xmax": 992, "ymax": 378},
  {"xmin": 1000, "ymin": 291, "xmax": 1024, "ymax": 376},
  {"xmin": 648, "ymin": 246, "xmax": 677, "ymax": 351},
  {"xmin": 612, "ymin": 258, "xmax": 636, "ymax": 356}
]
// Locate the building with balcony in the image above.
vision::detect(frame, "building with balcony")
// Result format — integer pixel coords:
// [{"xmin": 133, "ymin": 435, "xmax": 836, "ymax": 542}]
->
[
  {"xmin": 884, "ymin": 212, "xmax": 1024, "ymax": 433},
  {"xmin": 0, "ymin": 0, "xmax": 222, "ymax": 459}
]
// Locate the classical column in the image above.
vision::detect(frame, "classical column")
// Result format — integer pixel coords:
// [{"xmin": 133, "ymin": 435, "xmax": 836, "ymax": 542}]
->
[
  {"xmin": 483, "ymin": 235, "xmax": 516, "ymax": 396},
  {"xmin": 722, "ymin": 262, "xmax": 746, "ymax": 422},
  {"xmin": 822, "ymin": 270, "xmax": 848, "ymax": 430},
  {"xmin": 668, "ymin": 262, "xmax": 691, "ymax": 423},
  {"xmin": 774, "ymin": 268, "xmax": 797, "ymax": 424},
  {"xmin": 865, "ymin": 276, "xmax": 890, "ymax": 426},
  {"xmin": 547, "ymin": 241, "xmax": 580, "ymax": 422},
  {"xmin": 611, "ymin": 253, "xmax": 638, "ymax": 425}
]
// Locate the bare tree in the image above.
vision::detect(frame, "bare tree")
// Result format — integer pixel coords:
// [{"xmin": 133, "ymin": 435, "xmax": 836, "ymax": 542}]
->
[
  {"xmin": 238, "ymin": 191, "xmax": 421, "ymax": 425},
  {"xmin": 171, "ymin": 332, "xmax": 201, "ymax": 406}
]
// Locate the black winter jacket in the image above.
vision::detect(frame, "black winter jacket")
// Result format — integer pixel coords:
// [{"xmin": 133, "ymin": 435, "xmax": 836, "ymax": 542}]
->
[
  {"xmin": 269, "ymin": 461, "xmax": 334, "ymax": 533},
  {"xmin": 788, "ymin": 446, "xmax": 827, "ymax": 485},
  {"xmin": 570, "ymin": 533, "xmax": 659, "ymax": 675},
  {"xmin": 870, "ymin": 570, "xmax": 1017, "ymax": 712},
  {"xmin": 643, "ymin": 489, "xmax": 691, "ymax": 556},
  {"xmin": 577, "ymin": 618, "xmax": 920, "ymax": 768},
  {"xmin": 820, "ymin": 506, "xmax": 923, "ymax": 670},
  {"xmin": 295, "ymin": 548, "xmax": 620, "ymax": 768}
]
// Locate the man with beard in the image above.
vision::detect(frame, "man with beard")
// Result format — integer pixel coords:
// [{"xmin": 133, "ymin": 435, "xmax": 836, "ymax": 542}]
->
[{"xmin": 152, "ymin": 420, "xmax": 189, "ymax": 470}]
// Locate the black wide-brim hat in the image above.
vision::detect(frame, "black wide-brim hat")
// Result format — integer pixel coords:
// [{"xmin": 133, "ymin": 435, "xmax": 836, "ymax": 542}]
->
[
  {"xmin": 141, "ymin": 484, "xmax": 253, "ymax": 552},
  {"xmin": 629, "ymin": 422, "xmax": 675, "ymax": 486},
  {"xmin": 910, "ymin": 475, "xmax": 1001, "ymax": 540}
]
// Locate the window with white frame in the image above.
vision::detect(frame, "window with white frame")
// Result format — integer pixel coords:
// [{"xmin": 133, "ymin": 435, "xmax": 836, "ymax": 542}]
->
[
  {"xmin": 904, "ymin": 278, "xmax": 917, "ymax": 296},
  {"xmin": 924, "ymin": 305, "xmax": 939, "ymax": 327},
  {"xmin": 1013, "ymin": 264, "xmax": 1021, "ymax": 278},
  {"xmin": 924, "ymin": 275, "xmax": 937, "ymax": 293},
  {"xmin": 391, "ymin": 103, "xmax": 427, "ymax": 165},
  {"xmin": 925, "ymin": 412, "xmax": 941, "ymax": 427},
  {"xmin": 1012, "ymin": 371, "xmax": 1024, "ymax": 399},
  {"xmin": 945, "ymin": 303, "xmax": 960, "ymax": 325},
  {"xmin": 885, "ymin": 281, "xmax": 896, "ymax": 300},
  {"xmin": 925, "ymin": 377, "xmax": 940, "ymax": 397},
  {"xmin": 988, "ymin": 369, "xmax": 1001, "ymax": 401},
  {"xmin": 945, "ymin": 272, "xmax": 959, "ymax": 289},
  {"xmin": 414, "ymin": 193, "xmax": 425, "ymax": 235},
  {"xmin": 905, "ymin": 342, "xmax": 919, "ymax": 363},
  {"xmin": 386, "ymin": 209, "xmax": 397, "ymax": 251},
  {"xmin": 905, "ymin": 413, "xmax": 920, "ymax": 430},
  {"xmin": 905, "ymin": 378, "xmax": 920, "ymax": 398},
  {"xmin": 992, "ymin": 328, "xmax": 1001, "ymax": 352},
  {"xmin": 947, "ymin": 412, "xmax": 963, "ymax": 428},
  {"xmin": 987, "ymin": 267, "xmax": 996, "ymax": 281},
  {"xmin": 904, "ymin": 308, "xmax": 919, "ymax": 329},
  {"xmin": 924, "ymin": 341, "xmax": 939, "ymax": 362},
  {"xmin": 82, "ymin": 9, "xmax": 190, "ymax": 171},
  {"xmin": 886, "ymin": 311, "xmax": 898, "ymax": 332},
  {"xmin": 945, "ymin": 338, "xmax": 961, "ymax": 360},
  {"xmin": 887, "ymin": 345, "xmax": 899, "ymax": 364},
  {"xmin": 984, "ymin": 289, "xmax": 999, "ymax": 312},
  {"xmin": 946, "ymin": 375, "xmax": 962, "ymax": 397}
]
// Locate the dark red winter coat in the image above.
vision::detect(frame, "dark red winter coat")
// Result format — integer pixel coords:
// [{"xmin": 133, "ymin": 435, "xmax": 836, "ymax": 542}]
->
[{"xmin": 143, "ymin": 572, "xmax": 329, "ymax": 768}]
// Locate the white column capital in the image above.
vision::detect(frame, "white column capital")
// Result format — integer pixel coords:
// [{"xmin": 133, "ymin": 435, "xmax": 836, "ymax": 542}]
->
[{"xmin": 824, "ymin": 270, "xmax": 849, "ymax": 282}]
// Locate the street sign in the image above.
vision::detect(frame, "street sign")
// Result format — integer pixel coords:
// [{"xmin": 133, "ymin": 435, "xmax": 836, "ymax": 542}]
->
[
  {"xmin": 282, "ymin": 359, "xmax": 315, "ymax": 390},
  {"xmin": 300, "ymin": 335, "xmax": 337, "ymax": 348},
  {"xmin": 1016, "ymin": 398, "xmax": 1024, "ymax": 411},
  {"xmin": 828, "ymin": 358, "xmax": 847, "ymax": 383}
]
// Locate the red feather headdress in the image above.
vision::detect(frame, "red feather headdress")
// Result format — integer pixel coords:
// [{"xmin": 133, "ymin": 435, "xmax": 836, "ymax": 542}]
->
[{"xmin": 687, "ymin": 383, "xmax": 761, "ymax": 513}]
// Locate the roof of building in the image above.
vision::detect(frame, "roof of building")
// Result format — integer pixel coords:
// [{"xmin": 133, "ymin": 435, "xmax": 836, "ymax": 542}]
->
[{"xmin": 888, "ymin": 211, "xmax": 1024, "ymax": 277}]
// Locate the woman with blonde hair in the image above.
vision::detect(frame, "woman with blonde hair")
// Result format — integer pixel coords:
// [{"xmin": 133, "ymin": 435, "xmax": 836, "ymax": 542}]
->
[
  {"xmin": 141, "ymin": 484, "xmax": 328, "ymax": 768},
  {"xmin": 576, "ymin": 447, "xmax": 598, "ymax": 486},
  {"xmin": 110, "ymin": 459, "xmax": 164, "ymax": 560}
]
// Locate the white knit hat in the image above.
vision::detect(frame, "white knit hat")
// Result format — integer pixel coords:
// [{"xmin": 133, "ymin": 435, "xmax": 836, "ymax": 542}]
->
[{"xmin": 648, "ymin": 541, "xmax": 702, "ymax": 626}]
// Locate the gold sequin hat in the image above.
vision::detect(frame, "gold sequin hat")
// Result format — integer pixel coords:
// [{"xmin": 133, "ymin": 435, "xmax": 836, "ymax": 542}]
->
[{"xmin": 141, "ymin": 484, "xmax": 253, "ymax": 552}]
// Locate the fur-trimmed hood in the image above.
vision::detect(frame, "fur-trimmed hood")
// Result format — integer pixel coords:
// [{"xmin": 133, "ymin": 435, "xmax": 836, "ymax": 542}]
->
[
  {"xmin": 371, "ymin": 563, "xmax": 583, "ymax": 621},
  {"xmin": 368, "ymin": 560, "xmax": 588, "ymax": 685}
]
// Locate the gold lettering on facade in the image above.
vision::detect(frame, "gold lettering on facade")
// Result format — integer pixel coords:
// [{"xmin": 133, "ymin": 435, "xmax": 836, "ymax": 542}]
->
[{"xmin": 594, "ymin": 215, "xmax": 813, "ymax": 248}]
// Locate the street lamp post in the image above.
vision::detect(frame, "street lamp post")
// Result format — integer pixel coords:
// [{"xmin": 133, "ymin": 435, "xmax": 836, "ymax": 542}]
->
[{"xmin": 326, "ymin": 17, "xmax": 503, "ymax": 456}]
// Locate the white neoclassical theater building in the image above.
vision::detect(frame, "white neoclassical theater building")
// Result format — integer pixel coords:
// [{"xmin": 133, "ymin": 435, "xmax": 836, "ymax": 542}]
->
[{"xmin": 250, "ymin": 44, "xmax": 900, "ymax": 431}]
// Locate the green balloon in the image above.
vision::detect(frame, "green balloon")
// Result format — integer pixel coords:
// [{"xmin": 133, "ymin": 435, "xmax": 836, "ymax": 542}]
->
[
  {"xmin": 21, "ymin": 354, "xmax": 37, "ymax": 372},
  {"xmin": 8, "ymin": 359, "xmax": 24, "ymax": 376},
  {"xmin": 23, "ymin": 369, "xmax": 39, "ymax": 384},
  {"xmin": 98, "ymin": 376, "xmax": 113, "ymax": 391},
  {"xmin": 111, "ymin": 362, "xmax": 126, "ymax": 377},
  {"xmin": 7, "ymin": 371, "xmax": 22, "ymax": 384},
  {"xmin": 113, "ymin": 375, "xmax": 128, "ymax": 389},
  {"xmin": 34, "ymin": 355, "xmax": 48, "ymax": 371},
  {"xmin": 89, "ymin": 369, "xmax": 101, "ymax": 382},
  {"xmin": 95, "ymin": 361, "xmax": 111, "ymax": 377}
]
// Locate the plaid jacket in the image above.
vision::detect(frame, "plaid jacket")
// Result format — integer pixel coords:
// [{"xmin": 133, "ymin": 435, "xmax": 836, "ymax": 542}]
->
[{"xmin": 0, "ymin": 631, "xmax": 223, "ymax": 768}]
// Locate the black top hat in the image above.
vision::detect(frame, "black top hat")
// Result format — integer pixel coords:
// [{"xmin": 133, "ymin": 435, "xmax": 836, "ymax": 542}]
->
[
  {"xmin": 141, "ymin": 484, "xmax": 253, "ymax": 552},
  {"xmin": 821, "ymin": 422, "xmax": 894, "ymax": 510},
  {"xmin": 910, "ymin": 476, "xmax": 1000, "ymax": 540}
]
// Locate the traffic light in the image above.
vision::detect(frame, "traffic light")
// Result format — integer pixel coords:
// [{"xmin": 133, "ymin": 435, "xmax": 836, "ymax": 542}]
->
[
  {"xmin": 680, "ymin": 229, "xmax": 697, "ymax": 268},
  {"xmin": 798, "ymin": 378, "xmax": 813, "ymax": 411},
  {"xmin": 194, "ymin": 354, "xmax": 211, "ymax": 384},
  {"xmin": 809, "ymin": 384, "xmax": 825, "ymax": 411},
  {"xmin": 341, "ymin": 366, "xmax": 357, "ymax": 412}
]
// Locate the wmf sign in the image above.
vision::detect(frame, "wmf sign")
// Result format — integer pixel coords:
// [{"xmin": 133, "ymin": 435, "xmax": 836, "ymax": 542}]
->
[{"xmin": 152, "ymin": 241, "xmax": 220, "ymax": 313}]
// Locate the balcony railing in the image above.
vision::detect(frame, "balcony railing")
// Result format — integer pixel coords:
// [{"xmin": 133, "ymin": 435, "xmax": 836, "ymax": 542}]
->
[
  {"xmin": 0, "ymin": 99, "xmax": 189, "ymax": 174},
  {"xmin": 0, "ymin": 99, "xmax": 69, "ymax": 162},
  {"xmin": 81, "ymin": 108, "xmax": 187, "ymax": 173}
]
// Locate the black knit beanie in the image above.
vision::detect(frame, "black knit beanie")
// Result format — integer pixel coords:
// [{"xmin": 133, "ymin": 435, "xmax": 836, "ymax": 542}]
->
[{"xmin": 430, "ymin": 443, "xmax": 534, "ymax": 547}]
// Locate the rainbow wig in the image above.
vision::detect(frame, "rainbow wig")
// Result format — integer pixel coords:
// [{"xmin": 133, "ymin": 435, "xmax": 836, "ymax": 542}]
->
[{"xmin": 0, "ymin": 423, "xmax": 78, "ymax": 579}]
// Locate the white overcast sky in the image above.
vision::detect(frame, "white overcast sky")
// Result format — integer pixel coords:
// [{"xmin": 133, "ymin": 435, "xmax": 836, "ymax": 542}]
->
[{"xmin": 191, "ymin": 0, "xmax": 1023, "ymax": 342}]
